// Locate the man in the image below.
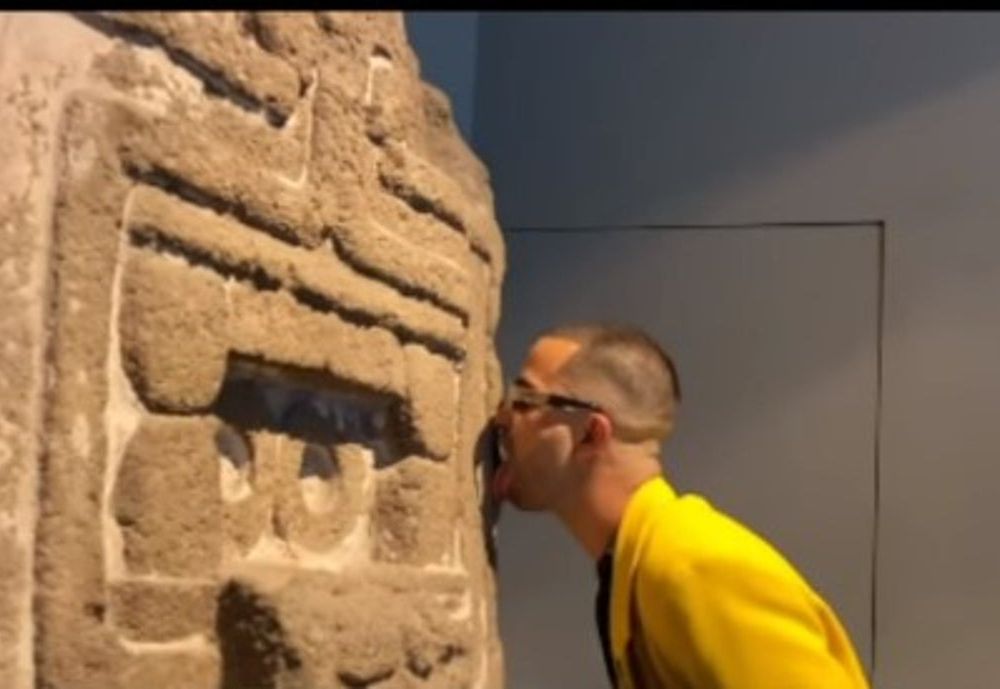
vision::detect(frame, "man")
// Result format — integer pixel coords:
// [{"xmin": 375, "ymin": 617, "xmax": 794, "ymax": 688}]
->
[{"xmin": 492, "ymin": 322, "xmax": 870, "ymax": 689}]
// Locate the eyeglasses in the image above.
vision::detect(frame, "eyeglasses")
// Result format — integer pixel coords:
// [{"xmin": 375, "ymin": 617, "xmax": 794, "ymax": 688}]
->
[{"xmin": 502, "ymin": 384, "xmax": 604, "ymax": 414}]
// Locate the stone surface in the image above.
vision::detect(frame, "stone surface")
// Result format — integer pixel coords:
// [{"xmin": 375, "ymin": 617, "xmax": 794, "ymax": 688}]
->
[
  {"xmin": 108, "ymin": 581, "xmax": 219, "ymax": 642},
  {"xmin": 404, "ymin": 343, "xmax": 460, "ymax": 459},
  {"xmin": 373, "ymin": 456, "xmax": 457, "ymax": 566},
  {"xmin": 1, "ymin": 11, "xmax": 504, "ymax": 689},
  {"xmin": 113, "ymin": 416, "xmax": 222, "ymax": 577},
  {"xmin": 216, "ymin": 568, "xmax": 480, "ymax": 689}
]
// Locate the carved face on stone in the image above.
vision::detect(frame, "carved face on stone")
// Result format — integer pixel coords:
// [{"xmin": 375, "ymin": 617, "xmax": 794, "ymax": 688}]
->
[{"xmin": 17, "ymin": 11, "xmax": 506, "ymax": 689}]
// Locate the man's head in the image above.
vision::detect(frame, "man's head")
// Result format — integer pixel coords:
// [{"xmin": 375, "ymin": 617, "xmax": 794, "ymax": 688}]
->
[
  {"xmin": 492, "ymin": 323, "xmax": 681, "ymax": 512},
  {"xmin": 539, "ymin": 323, "xmax": 682, "ymax": 442}
]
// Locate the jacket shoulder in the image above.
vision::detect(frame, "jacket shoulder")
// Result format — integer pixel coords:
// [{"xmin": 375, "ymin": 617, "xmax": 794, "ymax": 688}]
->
[{"xmin": 636, "ymin": 494, "xmax": 809, "ymax": 590}]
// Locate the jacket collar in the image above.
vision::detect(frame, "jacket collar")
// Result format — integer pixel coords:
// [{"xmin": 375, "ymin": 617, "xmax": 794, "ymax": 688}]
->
[{"xmin": 610, "ymin": 475, "xmax": 679, "ymax": 676}]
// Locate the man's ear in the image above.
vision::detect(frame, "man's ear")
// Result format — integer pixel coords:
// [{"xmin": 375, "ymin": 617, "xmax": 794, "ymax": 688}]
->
[{"xmin": 583, "ymin": 412, "xmax": 613, "ymax": 447}]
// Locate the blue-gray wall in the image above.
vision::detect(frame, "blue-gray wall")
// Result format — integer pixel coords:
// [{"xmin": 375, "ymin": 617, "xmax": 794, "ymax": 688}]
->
[
  {"xmin": 409, "ymin": 12, "xmax": 1000, "ymax": 689},
  {"xmin": 404, "ymin": 12, "xmax": 479, "ymax": 141},
  {"xmin": 473, "ymin": 12, "xmax": 1000, "ymax": 689}
]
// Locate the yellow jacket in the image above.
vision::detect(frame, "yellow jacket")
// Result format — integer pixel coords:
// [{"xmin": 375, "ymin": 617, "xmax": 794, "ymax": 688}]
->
[{"xmin": 609, "ymin": 476, "xmax": 870, "ymax": 689}]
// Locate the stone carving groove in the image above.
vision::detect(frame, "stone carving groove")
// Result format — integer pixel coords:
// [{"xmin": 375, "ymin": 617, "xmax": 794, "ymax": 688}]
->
[{"xmin": 0, "ymin": 11, "xmax": 504, "ymax": 689}]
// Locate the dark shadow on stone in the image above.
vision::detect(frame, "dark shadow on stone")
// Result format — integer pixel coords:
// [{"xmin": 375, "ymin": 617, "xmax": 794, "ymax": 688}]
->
[
  {"xmin": 211, "ymin": 355, "xmax": 405, "ymax": 468},
  {"xmin": 217, "ymin": 580, "xmax": 303, "ymax": 689},
  {"xmin": 216, "ymin": 425, "xmax": 253, "ymax": 471},
  {"xmin": 300, "ymin": 443, "xmax": 339, "ymax": 480},
  {"xmin": 474, "ymin": 421, "xmax": 503, "ymax": 571}
]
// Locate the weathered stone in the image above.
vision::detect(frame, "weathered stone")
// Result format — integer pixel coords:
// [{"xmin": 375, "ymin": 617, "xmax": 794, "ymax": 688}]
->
[
  {"xmin": 122, "ymin": 247, "xmax": 411, "ymax": 409},
  {"xmin": 109, "ymin": 581, "xmax": 219, "ymax": 642},
  {"xmin": 216, "ymin": 569, "xmax": 478, "ymax": 689},
  {"xmin": 113, "ymin": 416, "xmax": 222, "ymax": 577},
  {"xmin": 119, "ymin": 249, "xmax": 230, "ymax": 412},
  {"xmin": 98, "ymin": 11, "xmax": 301, "ymax": 122},
  {"xmin": 127, "ymin": 184, "xmax": 466, "ymax": 357},
  {"xmin": 256, "ymin": 434, "xmax": 369, "ymax": 553},
  {"xmin": 404, "ymin": 344, "xmax": 459, "ymax": 460},
  {"xmin": 4, "ymin": 11, "xmax": 503, "ymax": 689},
  {"xmin": 330, "ymin": 217, "xmax": 471, "ymax": 319},
  {"xmin": 373, "ymin": 456, "xmax": 456, "ymax": 566},
  {"xmin": 115, "ymin": 648, "xmax": 220, "ymax": 689},
  {"xmin": 227, "ymin": 277, "xmax": 409, "ymax": 398}
]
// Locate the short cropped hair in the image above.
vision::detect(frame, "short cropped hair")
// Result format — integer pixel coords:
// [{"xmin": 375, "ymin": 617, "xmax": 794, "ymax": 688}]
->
[{"xmin": 539, "ymin": 322, "xmax": 681, "ymax": 443}]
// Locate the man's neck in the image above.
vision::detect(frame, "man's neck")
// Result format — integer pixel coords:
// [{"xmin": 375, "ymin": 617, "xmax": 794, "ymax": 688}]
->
[{"xmin": 555, "ymin": 450, "xmax": 662, "ymax": 560}]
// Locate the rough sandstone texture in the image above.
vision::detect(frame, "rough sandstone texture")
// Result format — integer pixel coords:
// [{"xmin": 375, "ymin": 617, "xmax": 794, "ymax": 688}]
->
[{"xmin": 0, "ymin": 12, "xmax": 505, "ymax": 689}]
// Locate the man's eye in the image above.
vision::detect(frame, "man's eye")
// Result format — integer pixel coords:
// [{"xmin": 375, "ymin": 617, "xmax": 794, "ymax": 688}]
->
[{"xmin": 511, "ymin": 400, "xmax": 533, "ymax": 411}]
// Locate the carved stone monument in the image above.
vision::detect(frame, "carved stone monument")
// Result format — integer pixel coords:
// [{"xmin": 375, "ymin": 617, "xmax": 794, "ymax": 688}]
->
[{"xmin": 0, "ymin": 12, "xmax": 505, "ymax": 689}]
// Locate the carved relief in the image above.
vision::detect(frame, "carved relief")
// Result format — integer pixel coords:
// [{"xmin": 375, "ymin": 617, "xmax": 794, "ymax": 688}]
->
[{"xmin": 5, "ymin": 11, "xmax": 505, "ymax": 689}]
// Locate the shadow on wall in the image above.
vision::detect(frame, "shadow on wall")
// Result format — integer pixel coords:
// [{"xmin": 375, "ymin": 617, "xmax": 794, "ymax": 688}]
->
[{"xmin": 474, "ymin": 12, "xmax": 1000, "ymax": 225}]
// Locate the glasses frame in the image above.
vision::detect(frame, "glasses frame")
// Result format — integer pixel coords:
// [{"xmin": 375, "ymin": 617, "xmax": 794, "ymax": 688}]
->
[{"xmin": 503, "ymin": 384, "xmax": 605, "ymax": 415}]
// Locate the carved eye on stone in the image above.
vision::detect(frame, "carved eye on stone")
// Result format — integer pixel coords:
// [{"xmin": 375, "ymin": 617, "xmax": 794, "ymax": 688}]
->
[
  {"xmin": 299, "ymin": 443, "xmax": 339, "ymax": 514},
  {"xmin": 216, "ymin": 424, "xmax": 254, "ymax": 503}
]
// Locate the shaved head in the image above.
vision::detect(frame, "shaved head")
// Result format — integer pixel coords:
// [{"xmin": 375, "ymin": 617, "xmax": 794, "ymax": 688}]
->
[{"xmin": 537, "ymin": 323, "xmax": 681, "ymax": 444}]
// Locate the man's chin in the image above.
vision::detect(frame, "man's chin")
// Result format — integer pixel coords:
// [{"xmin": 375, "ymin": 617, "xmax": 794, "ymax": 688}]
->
[{"xmin": 505, "ymin": 490, "xmax": 545, "ymax": 513}]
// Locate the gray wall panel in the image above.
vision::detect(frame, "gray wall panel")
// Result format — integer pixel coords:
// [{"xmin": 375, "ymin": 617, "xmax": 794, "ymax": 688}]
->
[
  {"xmin": 475, "ymin": 11, "xmax": 1000, "ymax": 688},
  {"xmin": 497, "ymin": 226, "xmax": 878, "ymax": 689}
]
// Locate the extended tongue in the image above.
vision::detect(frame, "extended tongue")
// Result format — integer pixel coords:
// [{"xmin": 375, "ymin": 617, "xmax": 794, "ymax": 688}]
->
[{"xmin": 491, "ymin": 462, "xmax": 512, "ymax": 503}]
